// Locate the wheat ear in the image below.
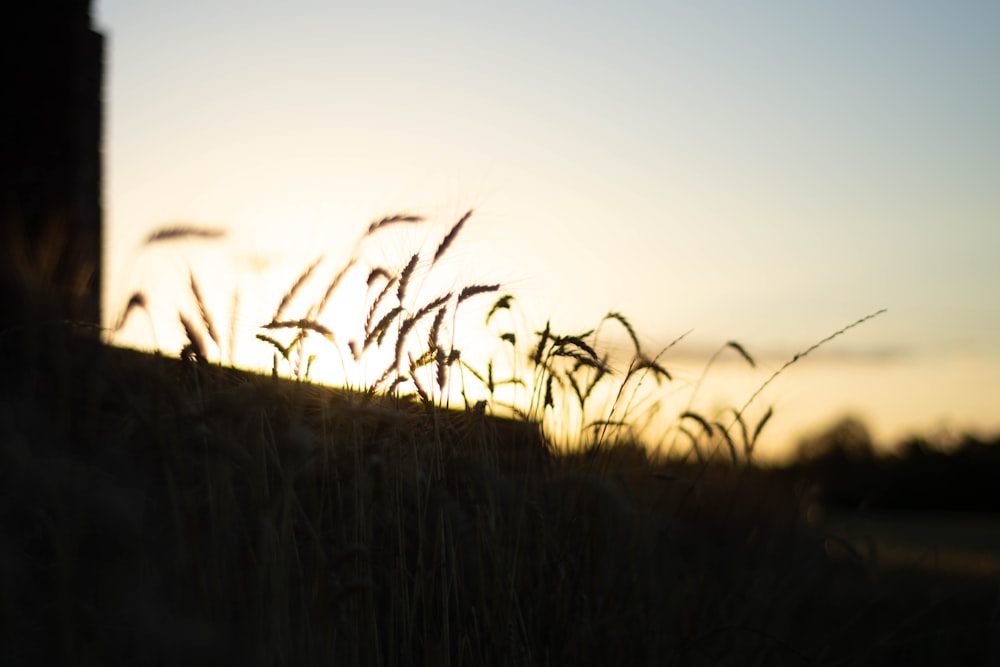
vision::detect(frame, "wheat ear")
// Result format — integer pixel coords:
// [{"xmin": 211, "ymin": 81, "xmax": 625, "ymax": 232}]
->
[
  {"xmin": 432, "ymin": 209, "xmax": 472, "ymax": 265},
  {"xmin": 396, "ymin": 253, "xmax": 419, "ymax": 303},
  {"xmin": 312, "ymin": 258, "xmax": 357, "ymax": 320},
  {"xmin": 272, "ymin": 255, "xmax": 323, "ymax": 323},
  {"xmin": 366, "ymin": 213, "xmax": 424, "ymax": 235},
  {"xmin": 179, "ymin": 313, "xmax": 208, "ymax": 362},
  {"xmin": 113, "ymin": 291, "xmax": 146, "ymax": 333},
  {"xmin": 457, "ymin": 283, "xmax": 500, "ymax": 304},
  {"xmin": 732, "ymin": 308, "xmax": 886, "ymax": 425},
  {"xmin": 189, "ymin": 270, "xmax": 219, "ymax": 349},
  {"xmin": 143, "ymin": 226, "xmax": 226, "ymax": 245}
]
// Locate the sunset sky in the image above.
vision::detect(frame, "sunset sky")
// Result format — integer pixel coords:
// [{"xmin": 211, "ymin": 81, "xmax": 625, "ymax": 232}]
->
[{"xmin": 97, "ymin": 1, "xmax": 1000, "ymax": 458}]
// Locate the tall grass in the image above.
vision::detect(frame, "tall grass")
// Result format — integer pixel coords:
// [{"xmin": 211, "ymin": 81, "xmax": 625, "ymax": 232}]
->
[
  {"xmin": 114, "ymin": 210, "xmax": 877, "ymax": 463},
  {"xmin": 8, "ymin": 210, "xmax": 988, "ymax": 667}
]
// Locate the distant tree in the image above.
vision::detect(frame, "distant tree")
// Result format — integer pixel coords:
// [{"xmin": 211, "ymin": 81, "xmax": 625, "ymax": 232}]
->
[{"xmin": 795, "ymin": 416, "xmax": 875, "ymax": 466}]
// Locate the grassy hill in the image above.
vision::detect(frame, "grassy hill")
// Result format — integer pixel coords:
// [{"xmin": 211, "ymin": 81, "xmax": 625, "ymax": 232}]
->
[{"xmin": 2, "ymin": 316, "xmax": 998, "ymax": 666}]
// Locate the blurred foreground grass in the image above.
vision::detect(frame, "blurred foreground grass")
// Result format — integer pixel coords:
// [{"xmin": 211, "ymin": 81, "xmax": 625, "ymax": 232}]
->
[{"xmin": 2, "ymin": 318, "xmax": 998, "ymax": 666}]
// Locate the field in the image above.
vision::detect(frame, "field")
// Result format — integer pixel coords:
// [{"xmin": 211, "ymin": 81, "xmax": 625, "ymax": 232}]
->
[
  {"xmin": 3, "ymin": 214, "xmax": 999, "ymax": 666},
  {"xmin": 3, "ymin": 319, "xmax": 998, "ymax": 665}
]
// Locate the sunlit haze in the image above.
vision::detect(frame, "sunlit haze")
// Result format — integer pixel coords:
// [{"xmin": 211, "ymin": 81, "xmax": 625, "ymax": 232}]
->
[{"xmin": 97, "ymin": 1, "xmax": 1000, "ymax": 459}]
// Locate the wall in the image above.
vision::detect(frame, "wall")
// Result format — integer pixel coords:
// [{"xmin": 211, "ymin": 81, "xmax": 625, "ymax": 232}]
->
[{"xmin": 1, "ymin": 0, "xmax": 103, "ymax": 335}]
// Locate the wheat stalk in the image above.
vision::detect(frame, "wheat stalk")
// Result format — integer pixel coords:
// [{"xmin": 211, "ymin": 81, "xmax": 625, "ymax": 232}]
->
[
  {"xmin": 435, "ymin": 347, "xmax": 448, "ymax": 392},
  {"xmin": 412, "ymin": 293, "xmax": 452, "ymax": 323},
  {"xmin": 366, "ymin": 266, "xmax": 393, "ymax": 286},
  {"xmin": 486, "ymin": 294, "xmax": 514, "ymax": 325},
  {"xmin": 272, "ymin": 255, "xmax": 323, "ymax": 322},
  {"xmin": 393, "ymin": 317, "xmax": 418, "ymax": 371},
  {"xmin": 179, "ymin": 312, "xmax": 207, "ymax": 362},
  {"xmin": 603, "ymin": 311, "xmax": 640, "ymax": 356},
  {"xmin": 428, "ymin": 306, "xmax": 448, "ymax": 350},
  {"xmin": 366, "ymin": 213, "xmax": 424, "ymax": 235},
  {"xmin": 725, "ymin": 340, "xmax": 756, "ymax": 368},
  {"xmin": 189, "ymin": 270, "xmax": 219, "ymax": 349},
  {"xmin": 432, "ymin": 209, "xmax": 472, "ymax": 265},
  {"xmin": 457, "ymin": 283, "xmax": 500, "ymax": 304},
  {"xmin": 365, "ymin": 306, "xmax": 404, "ymax": 349},
  {"xmin": 113, "ymin": 291, "xmax": 146, "ymax": 332},
  {"xmin": 408, "ymin": 351, "xmax": 431, "ymax": 404},
  {"xmin": 726, "ymin": 308, "xmax": 887, "ymax": 461},
  {"xmin": 143, "ymin": 226, "xmax": 226, "ymax": 245},
  {"xmin": 255, "ymin": 333, "xmax": 290, "ymax": 360},
  {"xmin": 312, "ymin": 259, "xmax": 357, "ymax": 321},
  {"xmin": 396, "ymin": 253, "xmax": 419, "ymax": 303},
  {"xmin": 366, "ymin": 277, "xmax": 398, "ymax": 329},
  {"xmin": 228, "ymin": 290, "xmax": 240, "ymax": 365},
  {"xmin": 262, "ymin": 319, "xmax": 334, "ymax": 339},
  {"xmin": 734, "ymin": 309, "xmax": 886, "ymax": 426}
]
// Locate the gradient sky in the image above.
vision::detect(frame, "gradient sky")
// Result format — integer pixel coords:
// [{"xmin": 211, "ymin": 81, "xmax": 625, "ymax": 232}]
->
[{"xmin": 97, "ymin": 1, "xmax": 1000, "ymax": 458}]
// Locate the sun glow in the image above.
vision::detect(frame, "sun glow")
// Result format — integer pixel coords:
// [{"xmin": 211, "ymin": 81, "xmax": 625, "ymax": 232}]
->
[
  {"xmin": 106, "ymin": 210, "xmax": 804, "ymax": 463},
  {"xmin": 106, "ymin": 201, "xmax": 1000, "ymax": 465},
  {"xmin": 109, "ymin": 211, "xmax": 511, "ymax": 396}
]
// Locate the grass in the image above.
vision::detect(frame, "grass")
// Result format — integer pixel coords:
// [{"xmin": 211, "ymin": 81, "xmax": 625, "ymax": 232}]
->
[{"xmin": 2, "ymin": 211, "xmax": 998, "ymax": 665}]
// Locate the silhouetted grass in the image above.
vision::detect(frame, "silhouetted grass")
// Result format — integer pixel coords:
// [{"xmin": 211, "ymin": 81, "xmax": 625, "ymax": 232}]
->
[{"xmin": 2, "ymin": 213, "xmax": 997, "ymax": 665}]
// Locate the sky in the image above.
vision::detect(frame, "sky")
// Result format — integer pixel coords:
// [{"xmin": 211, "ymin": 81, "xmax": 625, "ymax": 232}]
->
[{"xmin": 97, "ymin": 1, "xmax": 1000, "ymax": 459}]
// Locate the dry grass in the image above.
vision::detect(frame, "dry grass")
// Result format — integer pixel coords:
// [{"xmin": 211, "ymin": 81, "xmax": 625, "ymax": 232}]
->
[
  {"xmin": 116, "ymin": 210, "xmax": 889, "ymax": 460},
  {"xmin": 432, "ymin": 209, "xmax": 472, "ymax": 265},
  {"xmin": 4, "ymin": 211, "xmax": 993, "ymax": 665},
  {"xmin": 144, "ymin": 225, "xmax": 226, "ymax": 245},
  {"xmin": 271, "ymin": 255, "xmax": 323, "ymax": 323},
  {"xmin": 4, "ymin": 334, "xmax": 995, "ymax": 665}
]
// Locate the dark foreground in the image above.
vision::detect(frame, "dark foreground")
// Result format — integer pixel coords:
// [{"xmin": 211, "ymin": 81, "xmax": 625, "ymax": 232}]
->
[{"xmin": 2, "ymin": 327, "xmax": 998, "ymax": 666}]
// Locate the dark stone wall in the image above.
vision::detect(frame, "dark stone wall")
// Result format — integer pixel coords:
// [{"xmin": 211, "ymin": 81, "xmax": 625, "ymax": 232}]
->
[{"xmin": 1, "ymin": 0, "xmax": 103, "ymax": 335}]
